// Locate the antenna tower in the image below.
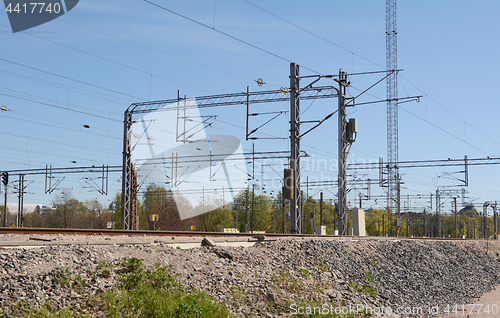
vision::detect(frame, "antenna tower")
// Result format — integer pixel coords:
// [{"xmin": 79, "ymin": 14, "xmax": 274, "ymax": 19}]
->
[{"xmin": 386, "ymin": 0, "xmax": 401, "ymax": 235}]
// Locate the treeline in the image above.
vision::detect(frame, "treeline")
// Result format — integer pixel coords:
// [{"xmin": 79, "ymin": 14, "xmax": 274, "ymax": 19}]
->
[
  {"xmin": 3, "ymin": 191, "xmax": 113, "ymax": 229},
  {"xmin": 9, "ymin": 185, "xmax": 498, "ymax": 238},
  {"xmin": 365, "ymin": 208, "xmax": 498, "ymax": 238},
  {"xmin": 120, "ymin": 185, "xmax": 343, "ymax": 234}
]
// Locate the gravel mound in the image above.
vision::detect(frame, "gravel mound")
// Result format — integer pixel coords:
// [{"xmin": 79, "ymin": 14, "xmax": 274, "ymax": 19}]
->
[{"xmin": 0, "ymin": 237, "xmax": 499, "ymax": 317}]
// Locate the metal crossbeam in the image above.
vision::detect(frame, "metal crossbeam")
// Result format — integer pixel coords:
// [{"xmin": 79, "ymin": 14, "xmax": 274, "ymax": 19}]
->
[
  {"xmin": 135, "ymin": 150, "xmax": 309, "ymax": 166},
  {"xmin": 127, "ymin": 86, "xmax": 337, "ymax": 114},
  {"xmin": 348, "ymin": 156, "xmax": 500, "ymax": 170},
  {"xmin": 3, "ymin": 165, "xmax": 121, "ymax": 176}
]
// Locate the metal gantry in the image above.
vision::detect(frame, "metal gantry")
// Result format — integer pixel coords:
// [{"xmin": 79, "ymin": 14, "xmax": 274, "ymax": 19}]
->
[
  {"xmin": 4, "ymin": 165, "xmax": 121, "ymax": 176},
  {"xmin": 0, "ymin": 165, "xmax": 118, "ymax": 228},
  {"xmin": 346, "ymin": 155, "xmax": 500, "ymax": 170},
  {"xmin": 122, "ymin": 74, "xmax": 339, "ymax": 231}
]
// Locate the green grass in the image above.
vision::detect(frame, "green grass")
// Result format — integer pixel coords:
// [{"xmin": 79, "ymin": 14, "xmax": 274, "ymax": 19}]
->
[
  {"xmin": 364, "ymin": 271, "xmax": 374, "ymax": 282},
  {"xmin": 348, "ymin": 280, "xmax": 378, "ymax": 298},
  {"xmin": 6, "ymin": 257, "xmax": 233, "ymax": 318},
  {"xmin": 299, "ymin": 268, "xmax": 310, "ymax": 278}
]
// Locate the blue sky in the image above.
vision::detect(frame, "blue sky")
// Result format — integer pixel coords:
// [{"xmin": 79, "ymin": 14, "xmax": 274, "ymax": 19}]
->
[{"xmin": 1, "ymin": 0, "xmax": 499, "ymax": 214}]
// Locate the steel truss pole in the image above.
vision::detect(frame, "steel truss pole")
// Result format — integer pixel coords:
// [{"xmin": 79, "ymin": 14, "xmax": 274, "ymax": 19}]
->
[
  {"xmin": 338, "ymin": 70, "xmax": 349, "ymax": 235},
  {"xmin": 122, "ymin": 110, "xmax": 133, "ymax": 230},
  {"xmin": 290, "ymin": 62, "xmax": 301, "ymax": 234},
  {"xmin": 494, "ymin": 202, "xmax": 498, "ymax": 240},
  {"xmin": 131, "ymin": 168, "xmax": 138, "ymax": 230}
]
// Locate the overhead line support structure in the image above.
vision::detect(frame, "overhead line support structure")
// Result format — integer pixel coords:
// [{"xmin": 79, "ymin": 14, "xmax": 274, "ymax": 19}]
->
[
  {"xmin": 347, "ymin": 155, "xmax": 495, "ymax": 170},
  {"xmin": 0, "ymin": 165, "xmax": 117, "ymax": 228},
  {"xmin": 4, "ymin": 165, "xmax": 121, "ymax": 176},
  {"xmin": 122, "ymin": 77, "xmax": 339, "ymax": 231}
]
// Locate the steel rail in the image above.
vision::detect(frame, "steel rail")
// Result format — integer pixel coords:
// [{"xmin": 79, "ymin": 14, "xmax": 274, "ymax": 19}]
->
[{"xmin": 0, "ymin": 227, "xmax": 478, "ymax": 241}]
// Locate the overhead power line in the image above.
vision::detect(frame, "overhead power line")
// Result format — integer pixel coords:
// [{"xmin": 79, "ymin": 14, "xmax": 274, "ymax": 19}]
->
[
  {"xmin": 398, "ymin": 74, "xmax": 500, "ymax": 148},
  {"xmin": 0, "ymin": 68, "xmax": 136, "ymax": 104},
  {"xmin": 243, "ymin": 1, "xmax": 500, "ymax": 157},
  {"xmin": 0, "ymin": 57, "xmax": 145, "ymax": 101},
  {"xmin": 241, "ymin": 0, "xmax": 385, "ymax": 69},
  {"xmin": 0, "ymin": 86, "xmax": 121, "ymax": 117},
  {"xmin": 398, "ymin": 105, "xmax": 492, "ymax": 156},
  {"xmin": 54, "ymin": 17, "xmax": 269, "ymax": 87},
  {"xmin": 346, "ymin": 84, "xmax": 495, "ymax": 157},
  {"xmin": 143, "ymin": 0, "xmax": 319, "ymax": 74},
  {"xmin": 0, "ymin": 91, "xmax": 121, "ymax": 122},
  {"xmin": 0, "ymin": 23, "xmax": 211, "ymax": 94},
  {"xmin": 0, "ymin": 129, "xmax": 118, "ymax": 156}
]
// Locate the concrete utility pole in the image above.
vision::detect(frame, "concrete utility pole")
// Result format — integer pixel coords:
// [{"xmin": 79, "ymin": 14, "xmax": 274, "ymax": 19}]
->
[
  {"xmin": 282, "ymin": 188, "xmax": 286, "ymax": 234},
  {"xmin": 3, "ymin": 183, "xmax": 7, "ymax": 227},
  {"xmin": 337, "ymin": 70, "xmax": 349, "ymax": 235},
  {"xmin": 320, "ymin": 192, "xmax": 323, "ymax": 226},
  {"xmin": 245, "ymin": 188, "xmax": 250, "ymax": 233},
  {"xmin": 436, "ymin": 190, "xmax": 441, "ymax": 238},
  {"xmin": 454, "ymin": 197, "xmax": 458, "ymax": 238},
  {"xmin": 494, "ymin": 202, "xmax": 498, "ymax": 240},
  {"xmin": 312, "ymin": 201, "xmax": 316, "ymax": 234},
  {"xmin": 423, "ymin": 208, "xmax": 427, "ymax": 237},
  {"xmin": 17, "ymin": 175, "xmax": 24, "ymax": 227},
  {"xmin": 273, "ymin": 201, "xmax": 276, "ymax": 233},
  {"xmin": 289, "ymin": 62, "xmax": 302, "ymax": 234},
  {"xmin": 234, "ymin": 204, "xmax": 238, "ymax": 231},
  {"xmin": 483, "ymin": 202, "xmax": 489, "ymax": 239}
]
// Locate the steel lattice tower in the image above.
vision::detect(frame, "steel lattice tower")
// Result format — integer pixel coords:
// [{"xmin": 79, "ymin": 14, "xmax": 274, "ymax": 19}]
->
[{"xmin": 386, "ymin": 0, "xmax": 401, "ymax": 235}]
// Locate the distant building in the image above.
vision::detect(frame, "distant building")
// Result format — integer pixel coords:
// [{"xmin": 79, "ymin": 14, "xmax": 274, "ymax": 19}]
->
[
  {"xmin": 40, "ymin": 205, "xmax": 57, "ymax": 215},
  {"xmin": 458, "ymin": 204, "xmax": 480, "ymax": 216}
]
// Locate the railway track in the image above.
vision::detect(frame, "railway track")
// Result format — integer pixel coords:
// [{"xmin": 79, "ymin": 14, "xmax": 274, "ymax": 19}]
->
[{"xmin": 0, "ymin": 227, "xmax": 477, "ymax": 241}]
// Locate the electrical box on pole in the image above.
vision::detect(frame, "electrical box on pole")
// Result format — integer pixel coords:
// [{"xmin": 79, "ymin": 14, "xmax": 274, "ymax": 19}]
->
[
  {"xmin": 283, "ymin": 169, "xmax": 293, "ymax": 200},
  {"xmin": 347, "ymin": 118, "xmax": 358, "ymax": 142}
]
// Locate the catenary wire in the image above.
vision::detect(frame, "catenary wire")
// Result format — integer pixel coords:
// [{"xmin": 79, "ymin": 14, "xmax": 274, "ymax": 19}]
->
[
  {"xmin": 0, "ymin": 23, "xmax": 212, "ymax": 94},
  {"xmin": 142, "ymin": 0, "xmax": 320, "ymax": 74}
]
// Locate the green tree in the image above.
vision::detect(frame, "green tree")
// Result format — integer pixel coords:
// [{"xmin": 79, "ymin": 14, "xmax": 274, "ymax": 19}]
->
[
  {"xmin": 141, "ymin": 184, "xmax": 193, "ymax": 231},
  {"xmin": 49, "ymin": 191, "xmax": 84, "ymax": 228},
  {"xmin": 112, "ymin": 192, "xmax": 122, "ymax": 229}
]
